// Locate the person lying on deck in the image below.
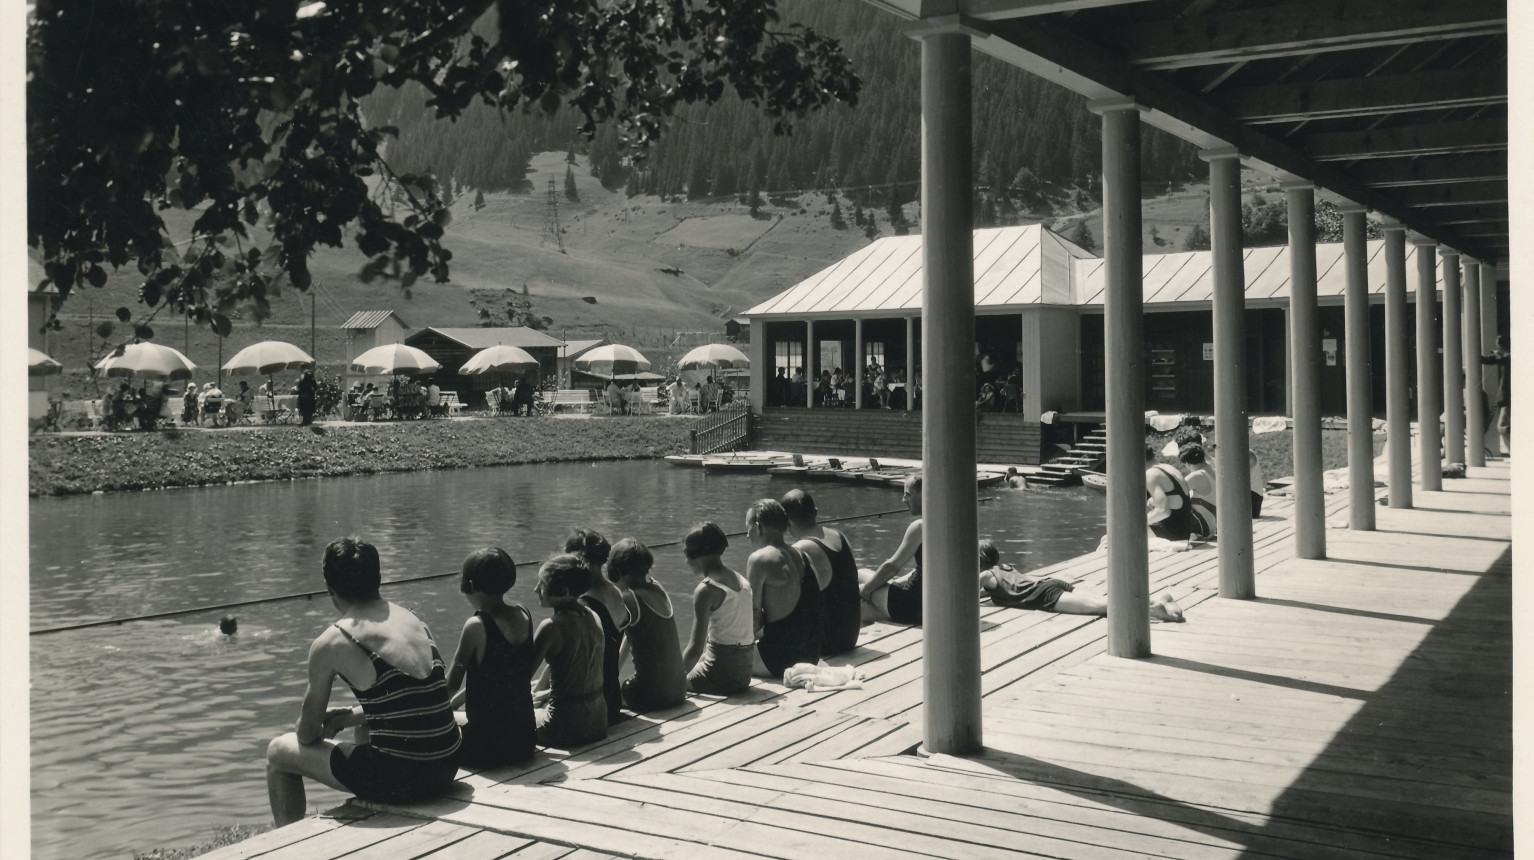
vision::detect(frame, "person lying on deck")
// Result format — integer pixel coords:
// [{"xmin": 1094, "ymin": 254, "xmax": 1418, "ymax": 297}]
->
[
  {"xmin": 858, "ymin": 474, "xmax": 924, "ymax": 626},
  {"xmin": 746, "ymin": 498, "xmax": 823, "ymax": 679},
  {"xmin": 265, "ymin": 537, "xmax": 462, "ymax": 826},
  {"xmin": 978, "ymin": 539, "xmax": 1183, "ymax": 622}
]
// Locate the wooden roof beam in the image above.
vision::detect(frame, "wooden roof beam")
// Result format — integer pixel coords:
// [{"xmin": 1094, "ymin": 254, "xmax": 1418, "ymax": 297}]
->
[
  {"xmin": 1385, "ymin": 181, "xmax": 1508, "ymax": 208},
  {"xmin": 1120, "ymin": 0, "xmax": 1505, "ymax": 70},
  {"xmin": 972, "ymin": 17, "xmax": 1503, "ymax": 261},
  {"xmin": 1300, "ymin": 119, "xmax": 1507, "ymax": 160},
  {"xmin": 1429, "ymin": 205, "xmax": 1510, "ymax": 224},
  {"xmin": 1221, "ymin": 64, "xmax": 1506, "ymax": 124},
  {"xmin": 960, "ymin": 0, "xmax": 1153, "ymax": 20},
  {"xmin": 1349, "ymin": 153, "xmax": 1508, "ymax": 187},
  {"xmin": 1451, "ymin": 224, "xmax": 1510, "ymax": 238}
]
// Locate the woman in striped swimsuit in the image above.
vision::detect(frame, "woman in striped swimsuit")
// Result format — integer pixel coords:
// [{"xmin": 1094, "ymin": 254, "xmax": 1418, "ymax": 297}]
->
[{"xmin": 266, "ymin": 538, "xmax": 462, "ymax": 826}]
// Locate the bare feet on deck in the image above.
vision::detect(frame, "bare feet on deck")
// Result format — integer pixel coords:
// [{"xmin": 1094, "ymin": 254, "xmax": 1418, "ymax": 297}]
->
[{"xmin": 1150, "ymin": 590, "xmax": 1185, "ymax": 623}]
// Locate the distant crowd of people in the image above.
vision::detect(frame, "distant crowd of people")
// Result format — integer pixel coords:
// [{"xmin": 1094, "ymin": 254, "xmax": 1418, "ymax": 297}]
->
[{"xmin": 263, "ymin": 474, "xmax": 1178, "ymax": 823}]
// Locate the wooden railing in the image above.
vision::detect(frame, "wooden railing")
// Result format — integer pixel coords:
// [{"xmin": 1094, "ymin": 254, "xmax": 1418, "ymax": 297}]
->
[{"xmin": 690, "ymin": 404, "xmax": 753, "ymax": 454}]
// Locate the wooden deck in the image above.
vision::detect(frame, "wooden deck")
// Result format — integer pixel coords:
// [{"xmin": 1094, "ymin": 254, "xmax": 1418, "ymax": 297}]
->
[{"xmin": 206, "ymin": 460, "xmax": 1513, "ymax": 859}]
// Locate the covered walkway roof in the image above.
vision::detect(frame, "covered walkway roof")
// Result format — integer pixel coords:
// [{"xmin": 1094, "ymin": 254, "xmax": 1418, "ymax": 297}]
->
[{"xmin": 864, "ymin": 0, "xmax": 1509, "ymax": 269}]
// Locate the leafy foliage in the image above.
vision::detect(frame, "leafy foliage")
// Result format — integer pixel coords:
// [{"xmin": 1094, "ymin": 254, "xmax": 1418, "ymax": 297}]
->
[{"xmin": 29, "ymin": 0, "xmax": 860, "ymax": 333}]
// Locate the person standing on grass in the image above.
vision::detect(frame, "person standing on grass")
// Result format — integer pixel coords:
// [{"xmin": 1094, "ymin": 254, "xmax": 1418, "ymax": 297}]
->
[
  {"xmin": 781, "ymin": 488, "xmax": 862, "ymax": 657},
  {"xmin": 681, "ymin": 522, "xmax": 755, "ymax": 696},
  {"xmin": 747, "ymin": 498, "xmax": 823, "ymax": 679},
  {"xmin": 265, "ymin": 538, "xmax": 462, "ymax": 826},
  {"xmin": 609, "ymin": 538, "xmax": 687, "ymax": 713},
  {"xmin": 446, "ymin": 547, "xmax": 536, "ymax": 767},
  {"xmin": 296, "ymin": 369, "xmax": 318, "ymax": 425}
]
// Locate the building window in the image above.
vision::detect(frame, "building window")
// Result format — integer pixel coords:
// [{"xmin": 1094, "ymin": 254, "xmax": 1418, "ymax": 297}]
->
[
  {"xmin": 864, "ymin": 341, "xmax": 886, "ymax": 370},
  {"xmin": 775, "ymin": 341, "xmax": 803, "ymax": 375}
]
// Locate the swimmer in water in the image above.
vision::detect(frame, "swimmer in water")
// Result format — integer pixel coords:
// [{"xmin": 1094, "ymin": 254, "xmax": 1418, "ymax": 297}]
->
[{"xmin": 220, "ymin": 614, "xmax": 238, "ymax": 635}]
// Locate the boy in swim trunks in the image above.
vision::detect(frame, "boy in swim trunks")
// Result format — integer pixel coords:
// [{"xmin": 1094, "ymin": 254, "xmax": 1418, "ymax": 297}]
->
[{"xmin": 978, "ymin": 539, "xmax": 1183, "ymax": 622}]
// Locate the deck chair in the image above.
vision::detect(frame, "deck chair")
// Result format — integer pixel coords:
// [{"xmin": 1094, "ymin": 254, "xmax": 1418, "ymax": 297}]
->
[{"xmin": 1000, "ymin": 382, "xmax": 1022, "ymax": 413}]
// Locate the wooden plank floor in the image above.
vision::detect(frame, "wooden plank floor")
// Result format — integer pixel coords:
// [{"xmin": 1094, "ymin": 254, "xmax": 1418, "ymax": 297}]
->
[{"xmin": 204, "ymin": 459, "xmax": 1512, "ymax": 859}]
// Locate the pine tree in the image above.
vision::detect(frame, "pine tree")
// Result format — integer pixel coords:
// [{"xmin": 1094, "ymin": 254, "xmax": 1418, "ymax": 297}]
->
[
  {"xmin": 473, "ymin": 189, "xmax": 485, "ymax": 211},
  {"xmin": 564, "ymin": 165, "xmax": 579, "ymax": 202},
  {"xmin": 747, "ymin": 176, "xmax": 764, "ymax": 218},
  {"xmin": 1183, "ymin": 224, "xmax": 1210, "ymax": 252},
  {"xmin": 1068, "ymin": 220, "xmax": 1094, "ymax": 251},
  {"xmin": 830, "ymin": 198, "xmax": 847, "ymax": 229},
  {"xmin": 885, "ymin": 181, "xmax": 908, "ymax": 235},
  {"xmin": 853, "ymin": 202, "xmax": 866, "ymax": 227}
]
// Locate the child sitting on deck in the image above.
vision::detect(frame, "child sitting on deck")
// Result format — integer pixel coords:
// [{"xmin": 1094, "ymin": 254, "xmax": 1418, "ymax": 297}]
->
[
  {"xmin": 609, "ymin": 538, "xmax": 687, "ymax": 712},
  {"xmin": 681, "ymin": 522, "xmax": 756, "ymax": 696},
  {"xmin": 446, "ymin": 547, "xmax": 536, "ymax": 767},
  {"xmin": 980, "ymin": 540, "xmax": 1184, "ymax": 622},
  {"xmin": 530, "ymin": 554, "xmax": 608, "ymax": 749},
  {"xmin": 563, "ymin": 529, "xmax": 634, "ymax": 725}
]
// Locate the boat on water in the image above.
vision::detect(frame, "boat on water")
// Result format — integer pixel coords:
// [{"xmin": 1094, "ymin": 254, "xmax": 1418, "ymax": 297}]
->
[
  {"xmin": 1079, "ymin": 470, "xmax": 1108, "ymax": 493},
  {"xmin": 663, "ymin": 454, "xmax": 708, "ymax": 468},
  {"xmin": 766, "ymin": 464, "xmax": 844, "ymax": 480},
  {"xmin": 702, "ymin": 456, "xmax": 795, "ymax": 472},
  {"xmin": 976, "ymin": 470, "xmax": 1009, "ymax": 489}
]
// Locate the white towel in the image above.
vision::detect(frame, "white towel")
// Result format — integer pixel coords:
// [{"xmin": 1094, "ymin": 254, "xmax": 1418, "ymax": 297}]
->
[
  {"xmin": 1252, "ymin": 416, "xmax": 1288, "ymax": 434},
  {"xmin": 782, "ymin": 662, "xmax": 865, "ymax": 692},
  {"xmin": 1148, "ymin": 414, "xmax": 1184, "ymax": 432}
]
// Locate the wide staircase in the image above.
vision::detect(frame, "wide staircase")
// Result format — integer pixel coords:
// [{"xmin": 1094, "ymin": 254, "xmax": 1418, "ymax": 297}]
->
[{"xmin": 1026, "ymin": 425, "xmax": 1107, "ymax": 487}]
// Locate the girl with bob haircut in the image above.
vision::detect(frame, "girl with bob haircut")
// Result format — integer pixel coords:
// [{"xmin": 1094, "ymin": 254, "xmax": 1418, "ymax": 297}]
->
[
  {"xmin": 680, "ymin": 522, "xmax": 756, "ymax": 696},
  {"xmin": 563, "ymin": 528, "xmax": 634, "ymax": 725},
  {"xmin": 608, "ymin": 538, "xmax": 687, "ymax": 712},
  {"xmin": 445, "ymin": 547, "xmax": 536, "ymax": 767},
  {"xmin": 529, "ymin": 554, "xmax": 608, "ymax": 748}
]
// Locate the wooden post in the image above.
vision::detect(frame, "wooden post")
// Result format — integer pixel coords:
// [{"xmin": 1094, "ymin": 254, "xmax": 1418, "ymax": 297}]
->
[
  {"xmin": 918, "ymin": 27, "xmax": 981, "ymax": 754},
  {"xmin": 1463, "ymin": 261, "xmax": 1485, "ymax": 467},
  {"xmin": 854, "ymin": 318, "xmax": 864, "ymax": 409},
  {"xmin": 748, "ymin": 319, "xmax": 766, "ymax": 413},
  {"xmin": 1439, "ymin": 249, "xmax": 1465, "ymax": 466},
  {"xmin": 1284, "ymin": 181, "xmax": 1324, "ymax": 559},
  {"xmin": 1202, "ymin": 147, "xmax": 1255, "ymax": 599},
  {"xmin": 805, "ymin": 319, "xmax": 816, "ymax": 409},
  {"xmin": 906, "ymin": 317, "xmax": 917, "ymax": 410},
  {"xmin": 1340, "ymin": 204, "xmax": 1375, "ymax": 530},
  {"xmin": 1382, "ymin": 222, "xmax": 1413, "ymax": 508},
  {"xmin": 1411, "ymin": 236, "xmax": 1441, "ymax": 492},
  {"xmin": 1479, "ymin": 260, "xmax": 1501, "ymax": 455},
  {"xmin": 1092, "ymin": 97, "xmax": 1151, "ymax": 656}
]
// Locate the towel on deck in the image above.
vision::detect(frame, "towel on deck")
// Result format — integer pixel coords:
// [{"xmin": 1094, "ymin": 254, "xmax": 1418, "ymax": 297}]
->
[{"xmin": 783, "ymin": 663, "xmax": 865, "ymax": 692}]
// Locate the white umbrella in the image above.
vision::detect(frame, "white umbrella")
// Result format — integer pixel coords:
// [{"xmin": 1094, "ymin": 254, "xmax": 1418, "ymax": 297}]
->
[
  {"xmin": 223, "ymin": 341, "xmax": 315, "ymax": 377},
  {"xmin": 459, "ymin": 344, "xmax": 539, "ymax": 375},
  {"xmin": 349, "ymin": 343, "xmax": 441, "ymax": 377},
  {"xmin": 28, "ymin": 348, "xmax": 62, "ymax": 376},
  {"xmin": 574, "ymin": 343, "xmax": 650, "ymax": 378},
  {"xmin": 678, "ymin": 343, "xmax": 749, "ymax": 372},
  {"xmin": 94, "ymin": 342, "xmax": 197, "ymax": 381}
]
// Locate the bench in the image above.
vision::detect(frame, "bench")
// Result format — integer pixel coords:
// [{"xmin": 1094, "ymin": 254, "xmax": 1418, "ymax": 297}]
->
[
  {"xmin": 549, "ymin": 389, "xmax": 592, "ymax": 413},
  {"xmin": 435, "ymin": 391, "xmax": 466, "ymax": 417},
  {"xmin": 630, "ymin": 387, "xmax": 660, "ymax": 415}
]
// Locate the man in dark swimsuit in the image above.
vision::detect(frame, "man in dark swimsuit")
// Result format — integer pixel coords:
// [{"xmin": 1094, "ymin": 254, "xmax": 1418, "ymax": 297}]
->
[
  {"xmin": 782, "ymin": 488, "xmax": 862, "ymax": 656},
  {"xmin": 1146, "ymin": 445, "xmax": 1203, "ymax": 541},
  {"xmin": 746, "ymin": 498, "xmax": 823, "ymax": 678}
]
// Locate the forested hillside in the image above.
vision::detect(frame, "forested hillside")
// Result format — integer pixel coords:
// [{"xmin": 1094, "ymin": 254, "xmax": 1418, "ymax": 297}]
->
[{"xmin": 363, "ymin": 0, "xmax": 1201, "ymax": 215}]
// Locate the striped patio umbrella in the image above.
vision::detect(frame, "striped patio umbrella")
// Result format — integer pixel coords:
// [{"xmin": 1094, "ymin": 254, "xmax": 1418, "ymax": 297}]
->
[
  {"xmin": 678, "ymin": 343, "xmax": 749, "ymax": 372},
  {"xmin": 94, "ymin": 342, "xmax": 198, "ymax": 381},
  {"xmin": 573, "ymin": 344, "xmax": 650, "ymax": 378},
  {"xmin": 459, "ymin": 344, "xmax": 539, "ymax": 375},
  {"xmin": 349, "ymin": 343, "xmax": 441, "ymax": 377},
  {"xmin": 28, "ymin": 348, "xmax": 62, "ymax": 376}
]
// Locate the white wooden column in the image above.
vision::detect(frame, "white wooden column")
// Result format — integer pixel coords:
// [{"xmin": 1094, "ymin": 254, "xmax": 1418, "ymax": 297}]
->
[
  {"xmin": 748, "ymin": 319, "xmax": 767, "ymax": 412},
  {"xmin": 906, "ymin": 316, "xmax": 917, "ymax": 411},
  {"xmin": 1202, "ymin": 147, "xmax": 1255, "ymax": 598},
  {"xmin": 1340, "ymin": 204, "xmax": 1375, "ymax": 530},
  {"xmin": 917, "ymin": 26, "xmax": 981, "ymax": 754},
  {"xmin": 1479, "ymin": 260, "xmax": 1501, "ymax": 456},
  {"xmin": 1089, "ymin": 98, "xmax": 1150, "ymax": 658},
  {"xmin": 1285, "ymin": 181, "xmax": 1324, "ymax": 559},
  {"xmin": 805, "ymin": 319, "xmax": 816, "ymax": 408},
  {"xmin": 1382, "ymin": 221, "xmax": 1412, "ymax": 508},
  {"xmin": 854, "ymin": 318, "xmax": 864, "ymax": 409},
  {"xmin": 1463, "ymin": 260, "xmax": 1485, "ymax": 467},
  {"xmin": 1411, "ymin": 236, "xmax": 1441, "ymax": 492},
  {"xmin": 1439, "ymin": 249, "xmax": 1465, "ymax": 465}
]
